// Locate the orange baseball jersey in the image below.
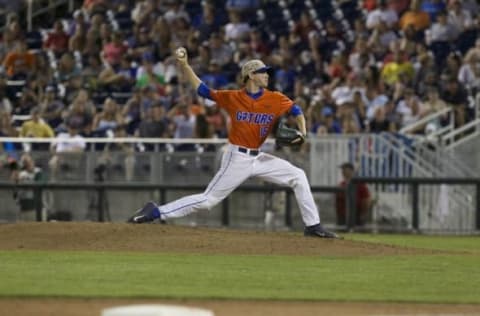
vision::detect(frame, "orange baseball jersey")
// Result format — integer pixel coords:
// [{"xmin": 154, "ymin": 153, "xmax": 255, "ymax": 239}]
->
[{"xmin": 210, "ymin": 88, "xmax": 293, "ymax": 148}]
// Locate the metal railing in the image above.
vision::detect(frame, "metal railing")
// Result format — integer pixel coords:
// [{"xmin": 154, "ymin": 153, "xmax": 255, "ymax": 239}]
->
[
  {"xmin": 0, "ymin": 182, "xmax": 343, "ymax": 227},
  {"xmin": 26, "ymin": 0, "xmax": 75, "ymax": 31},
  {"xmin": 348, "ymin": 177, "xmax": 480, "ymax": 233},
  {"xmin": 399, "ymin": 107, "xmax": 454, "ymax": 136}
]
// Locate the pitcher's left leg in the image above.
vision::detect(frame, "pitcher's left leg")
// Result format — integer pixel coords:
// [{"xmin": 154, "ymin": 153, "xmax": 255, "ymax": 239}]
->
[{"xmin": 252, "ymin": 153, "xmax": 319, "ymax": 226}]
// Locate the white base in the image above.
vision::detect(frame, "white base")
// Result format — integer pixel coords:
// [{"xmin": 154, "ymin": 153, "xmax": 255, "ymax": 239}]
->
[{"xmin": 101, "ymin": 304, "xmax": 214, "ymax": 316}]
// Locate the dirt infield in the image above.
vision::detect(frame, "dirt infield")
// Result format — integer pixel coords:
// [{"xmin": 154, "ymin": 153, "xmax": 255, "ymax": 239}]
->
[{"xmin": 0, "ymin": 222, "xmax": 478, "ymax": 316}]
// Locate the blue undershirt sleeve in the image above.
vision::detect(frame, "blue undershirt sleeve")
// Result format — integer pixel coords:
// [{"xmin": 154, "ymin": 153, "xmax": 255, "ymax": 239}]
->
[
  {"xmin": 289, "ymin": 104, "xmax": 303, "ymax": 117},
  {"xmin": 197, "ymin": 83, "xmax": 212, "ymax": 100}
]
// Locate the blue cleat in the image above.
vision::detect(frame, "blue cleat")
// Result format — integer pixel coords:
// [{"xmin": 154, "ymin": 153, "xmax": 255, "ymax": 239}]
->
[
  {"xmin": 127, "ymin": 201, "xmax": 159, "ymax": 223},
  {"xmin": 304, "ymin": 224, "xmax": 341, "ymax": 239}
]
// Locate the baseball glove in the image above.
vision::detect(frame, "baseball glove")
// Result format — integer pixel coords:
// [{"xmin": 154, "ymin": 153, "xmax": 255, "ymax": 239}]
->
[{"xmin": 275, "ymin": 120, "xmax": 305, "ymax": 147}]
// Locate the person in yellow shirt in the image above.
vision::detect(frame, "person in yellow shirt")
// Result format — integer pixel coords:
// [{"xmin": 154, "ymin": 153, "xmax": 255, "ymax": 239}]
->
[
  {"xmin": 20, "ymin": 107, "xmax": 55, "ymax": 150},
  {"xmin": 381, "ymin": 51, "xmax": 415, "ymax": 86}
]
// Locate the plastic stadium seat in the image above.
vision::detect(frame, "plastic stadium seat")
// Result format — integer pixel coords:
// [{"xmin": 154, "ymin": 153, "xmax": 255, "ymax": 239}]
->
[
  {"xmin": 25, "ymin": 31, "xmax": 43, "ymax": 50},
  {"xmin": 429, "ymin": 41, "xmax": 452, "ymax": 66},
  {"xmin": 5, "ymin": 79, "xmax": 26, "ymax": 102},
  {"xmin": 455, "ymin": 30, "xmax": 478, "ymax": 55},
  {"xmin": 288, "ymin": 0, "xmax": 307, "ymax": 20},
  {"xmin": 111, "ymin": 91, "xmax": 133, "ymax": 106}
]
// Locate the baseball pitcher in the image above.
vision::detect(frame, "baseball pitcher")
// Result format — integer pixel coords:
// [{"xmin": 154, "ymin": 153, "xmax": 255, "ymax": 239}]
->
[{"xmin": 127, "ymin": 47, "xmax": 339, "ymax": 238}]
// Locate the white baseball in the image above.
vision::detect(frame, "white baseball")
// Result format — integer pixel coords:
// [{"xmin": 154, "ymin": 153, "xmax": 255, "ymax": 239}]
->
[{"xmin": 176, "ymin": 47, "xmax": 186, "ymax": 58}]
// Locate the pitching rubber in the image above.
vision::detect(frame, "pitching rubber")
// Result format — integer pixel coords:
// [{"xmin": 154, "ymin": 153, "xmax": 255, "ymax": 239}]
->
[{"xmin": 101, "ymin": 304, "xmax": 214, "ymax": 316}]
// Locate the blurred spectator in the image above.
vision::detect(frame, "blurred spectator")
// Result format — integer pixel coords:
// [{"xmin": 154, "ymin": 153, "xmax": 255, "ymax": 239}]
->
[
  {"xmin": 151, "ymin": 17, "xmax": 172, "ymax": 60},
  {"xmin": 57, "ymin": 52, "xmax": 81, "ymax": 83},
  {"xmin": 92, "ymin": 98, "xmax": 124, "ymax": 136},
  {"xmin": 2, "ymin": 41, "xmax": 36, "ymax": 78},
  {"xmin": 381, "ymin": 50, "xmax": 415, "ymax": 86},
  {"xmin": 348, "ymin": 38, "xmax": 376, "ymax": 74},
  {"xmin": 248, "ymin": 28, "xmax": 270, "ymax": 58},
  {"xmin": 39, "ymin": 85, "xmax": 65, "ymax": 130},
  {"xmin": 442, "ymin": 77, "xmax": 468, "ymax": 126},
  {"xmin": 44, "ymin": 20, "xmax": 70, "ymax": 56},
  {"xmin": 205, "ymin": 100, "xmax": 228, "ymax": 138},
  {"xmin": 290, "ymin": 11, "xmax": 317, "ymax": 46},
  {"xmin": 368, "ymin": 20, "xmax": 398, "ymax": 56},
  {"xmin": 83, "ymin": 0, "xmax": 109, "ymax": 15},
  {"xmin": 335, "ymin": 162, "xmax": 372, "ymax": 227},
  {"xmin": 195, "ymin": 3, "xmax": 221, "ymax": 43},
  {"xmin": 396, "ymin": 87, "xmax": 424, "ymax": 127},
  {"xmin": 369, "ymin": 106, "xmax": 394, "ymax": 132},
  {"xmin": 139, "ymin": 85, "xmax": 160, "ymax": 119},
  {"xmin": 68, "ymin": 9, "xmax": 89, "ymax": 37},
  {"xmin": 64, "ymin": 89, "xmax": 96, "ymax": 134},
  {"xmin": 129, "ymin": 27, "xmax": 154, "ymax": 60},
  {"xmin": 426, "ymin": 10, "xmax": 458, "ymax": 44},
  {"xmin": 102, "ymin": 31, "xmax": 128, "ymax": 70},
  {"xmin": 164, "ymin": 0, "xmax": 190, "ymax": 26},
  {"xmin": 322, "ymin": 107, "xmax": 342, "ymax": 134},
  {"xmin": 99, "ymin": 54, "xmax": 136, "ymax": 86},
  {"xmin": 458, "ymin": 54, "xmax": 480, "ymax": 91},
  {"xmin": 420, "ymin": 87, "xmax": 449, "ymax": 122},
  {"xmin": 448, "ymin": 0, "xmax": 474, "ymax": 34},
  {"xmin": 0, "ymin": 112, "xmax": 17, "ymax": 137},
  {"xmin": 208, "ymin": 33, "xmax": 233, "ymax": 68},
  {"xmin": 10, "ymin": 153, "xmax": 44, "ymax": 221},
  {"xmin": 440, "ymin": 52, "xmax": 462, "ymax": 81},
  {"xmin": 0, "ymin": 80, "xmax": 13, "ymax": 114},
  {"xmin": 399, "ymin": 0, "xmax": 431, "ymax": 32},
  {"xmin": 274, "ymin": 58, "xmax": 297, "ymax": 96},
  {"xmin": 122, "ymin": 87, "xmax": 142, "ymax": 135},
  {"xmin": 20, "ymin": 107, "xmax": 55, "ymax": 139},
  {"xmin": 167, "ymin": 102, "xmax": 196, "ymax": 151},
  {"xmin": 69, "ymin": 22, "xmax": 87, "ymax": 54},
  {"xmin": 226, "ymin": 0, "xmax": 259, "ymax": 15},
  {"xmin": 49, "ymin": 121, "xmax": 86, "ymax": 181},
  {"xmin": 84, "ymin": 17, "xmax": 103, "ymax": 58},
  {"xmin": 366, "ymin": 0, "xmax": 399, "ymax": 30},
  {"xmin": 352, "ymin": 18, "xmax": 370, "ymax": 41},
  {"xmin": 225, "ymin": 10, "xmax": 250, "ymax": 43},
  {"xmin": 82, "ymin": 54, "xmax": 104, "ymax": 90},
  {"xmin": 96, "ymin": 124, "xmax": 136, "ymax": 181},
  {"xmin": 421, "ymin": 0, "xmax": 447, "ymax": 22},
  {"xmin": 200, "ymin": 60, "xmax": 230, "ymax": 89},
  {"xmin": 137, "ymin": 102, "xmax": 168, "ymax": 151},
  {"xmin": 135, "ymin": 52, "xmax": 166, "ymax": 93}
]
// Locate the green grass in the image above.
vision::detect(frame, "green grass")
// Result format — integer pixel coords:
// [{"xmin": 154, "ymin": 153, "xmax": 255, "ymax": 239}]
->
[
  {"xmin": 348, "ymin": 234, "xmax": 480, "ymax": 253},
  {"xmin": 0, "ymin": 249, "xmax": 479, "ymax": 303}
]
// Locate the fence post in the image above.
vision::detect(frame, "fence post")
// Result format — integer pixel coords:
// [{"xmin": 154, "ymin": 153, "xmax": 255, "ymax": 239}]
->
[
  {"xmin": 221, "ymin": 197, "xmax": 229, "ymax": 226},
  {"xmin": 285, "ymin": 189, "xmax": 292, "ymax": 228},
  {"xmin": 346, "ymin": 181, "xmax": 356, "ymax": 231},
  {"xmin": 159, "ymin": 188, "xmax": 166, "ymax": 205},
  {"xmin": 476, "ymin": 183, "xmax": 480, "ymax": 230},
  {"xmin": 34, "ymin": 187, "xmax": 42, "ymax": 221},
  {"xmin": 412, "ymin": 183, "xmax": 419, "ymax": 231},
  {"xmin": 97, "ymin": 187, "xmax": 105, "ymax": 222}
]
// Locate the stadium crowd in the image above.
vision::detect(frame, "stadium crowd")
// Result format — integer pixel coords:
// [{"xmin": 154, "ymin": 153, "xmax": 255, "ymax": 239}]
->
[{"xmin": 0, "ymin": 0, "xmax": 479, "ymax": 147}]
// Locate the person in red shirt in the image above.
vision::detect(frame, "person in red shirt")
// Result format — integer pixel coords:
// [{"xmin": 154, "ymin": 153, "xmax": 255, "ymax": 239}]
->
[
  {"xmin": 44, "ymin": 20, "xmax": 70, "ymax": 56},
  {"xmin": 101, "ymin": 31, "xmax": 128, "ymax": 70},
  {"xmin": 128, "ymin": 47, "xmax": 340, "ymax": 238},
  {"xmin": 336, "ymin": 162, "xmax": 372, "ymax": 226}
]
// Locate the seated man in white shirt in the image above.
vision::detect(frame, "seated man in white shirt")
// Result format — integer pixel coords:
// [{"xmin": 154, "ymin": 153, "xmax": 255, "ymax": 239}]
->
[{"xmin": 48, "ymin": 124, "xmax": 86, "ymax": 181}]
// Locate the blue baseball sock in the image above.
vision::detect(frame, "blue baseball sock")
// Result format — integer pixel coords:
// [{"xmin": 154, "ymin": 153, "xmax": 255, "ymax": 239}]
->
[{"xmin": 152, "ymin": 207, "xmax": 160, "ymax": 219}]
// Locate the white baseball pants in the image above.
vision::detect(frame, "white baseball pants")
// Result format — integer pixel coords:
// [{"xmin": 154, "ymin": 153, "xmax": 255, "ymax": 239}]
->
[{"xmin": 158, "ymin": 143, "xmax": 321, "ymax": 226}]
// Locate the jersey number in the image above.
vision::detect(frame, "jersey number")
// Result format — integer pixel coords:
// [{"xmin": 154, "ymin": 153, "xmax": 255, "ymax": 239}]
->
[{"xmin": 260, "ymin": 126, "xmax": 268, "ymax": 138}]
